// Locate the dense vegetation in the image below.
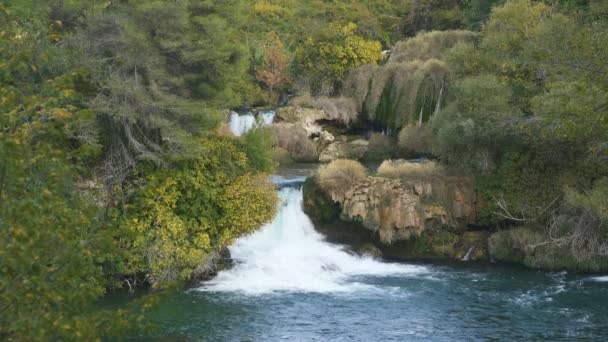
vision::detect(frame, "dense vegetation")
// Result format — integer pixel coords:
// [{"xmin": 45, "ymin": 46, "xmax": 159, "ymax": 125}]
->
[
  {"xmin": 338, "ymin": 0, "xmax": 608, "ymax": 270},
  {"xmin": 1, "ymin": 1, "xmax": 279, "ymax": 339},
  {"xmin": 2, "ymin": 0, "xmax": 607, "ymax": 339}
]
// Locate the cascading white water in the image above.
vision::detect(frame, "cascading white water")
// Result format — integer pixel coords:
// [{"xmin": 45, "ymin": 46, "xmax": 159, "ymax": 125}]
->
[
  {"xmin": 201, "ymin": 184, "xmax": 427, "ymax": 294},
  {"xmin": 228, "ymin": 111, "xmax": 256, "ymax": 136},
  {"xmin": 259, "ymin": 110, "xmax": 276, "ymax": 125},
  {"xmin": 228, "ymin": 110, "xmax": 276, "ymax": 136}
]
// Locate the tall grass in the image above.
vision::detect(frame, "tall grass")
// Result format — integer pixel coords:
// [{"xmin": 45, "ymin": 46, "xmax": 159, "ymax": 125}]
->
[
  {"xmin": 377, "ymin": 160, "xmax": 443, "ymax": 179},
  {"xmin": 318, "ymin": 159, "xmax": 366, "ymax": 201},
  {"xmin": 272, "ymin": 123, "xmax": 318, "ymax": 162}
]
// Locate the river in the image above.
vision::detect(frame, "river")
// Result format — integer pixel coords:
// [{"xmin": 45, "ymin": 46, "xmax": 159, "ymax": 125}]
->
[{"xmin": 106, "ymin": 166, "xmax": 608, "ymax": 341}]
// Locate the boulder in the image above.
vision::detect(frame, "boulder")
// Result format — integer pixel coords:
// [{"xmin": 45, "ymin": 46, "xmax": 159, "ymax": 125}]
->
[
  {"xmin": 305, "ymin": 174, "xmax": 476, "ymax": 245},
  {"xmin": 318, "ymin": 139, "xmax": 369, "ymax": 162},
  {"xmin": 275, "ymin": 106, "xmax": 328, "ymax": 124},
  {"xmin": 318, "ymin": 141, "xmax": 350, "ymax": 162}
]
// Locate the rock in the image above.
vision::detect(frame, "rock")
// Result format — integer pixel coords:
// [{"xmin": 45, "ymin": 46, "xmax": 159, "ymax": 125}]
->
[
  {"xmin": 302, "ymin": 177, "xmax": 341, "ymax": 224},
  {"xmin": 357, "ymin": 243, "xmax": 383, "ymax": 258},
  {"xmin": 275, "ymin": 106, "xmax": 328, "ymax": 124},
  {"xmin": 318, "ymin": 138, "xmax": 369, "ymax": 162},
  {"xmin": 458, "ymin": 231, "xmax": 488, "ymax": 261},
  {"xmin": 306, "ymin": 174, "xmax": 476, "ymax": 245},
  {"xmin": 489, "ymin": 227, "xmax": 608, "ymax": 272},
  {"xmin": 318, "ymin": 141, "xmax": 350, "ymax": 162}
]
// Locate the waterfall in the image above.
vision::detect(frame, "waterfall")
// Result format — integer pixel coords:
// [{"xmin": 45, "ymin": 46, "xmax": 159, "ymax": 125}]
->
[
  {"xmin": 228, "ymin": 111, "xmax": 256, "ymax": 136},
  {"xmin": 201, "ymin": 181, "xmax": 427, "ymax": 294},
  {"xmin": 228, "ymin": 110, "xmax": 276, "ymax": 136},
  {"xmin": 461, "ymin": 245, "xmax": 475, "ymax": 261},
  {"xmin": 434, "ymin": 85, "xmax": 443, "ymax": 117},
  {"xmin": 259, "ymin": 110, "xmax": 276, "ymax": 125}
]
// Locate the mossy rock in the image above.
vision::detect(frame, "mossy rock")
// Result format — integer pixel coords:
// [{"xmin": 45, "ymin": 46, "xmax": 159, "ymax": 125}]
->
[
  {"xmin": 357, "ymin": 243, "xmax": 383, "ymax": 258},
  {"xmin": 489, "ymin": 227, "xmax": 608, "ymax": 272},
  {"xmin": 382, "ymin": 228, "xmax": 460, "ymax": 260},
  {"xmin": 456, "ymin": 231, "xmax": 489, "ymax": 261},
  {"xmin": 302, "ymin": 176, "xmax": 341, "ymax": 224}
]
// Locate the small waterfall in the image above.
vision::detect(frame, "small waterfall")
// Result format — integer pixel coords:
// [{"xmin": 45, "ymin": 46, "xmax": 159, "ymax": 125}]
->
[
  {"xmin": 228, "ymin": 110, "xmax": 276, "ymax": 136},
  {"xmin": 201, "ymin": 182, "xmax": 427, "ymax": 294},
  {"xmin": 228, "ymin": 111, "xmax": 256, "ymax": 136},
  {"xmin": 462, "ymin": 246, "xmax": 475, "ymax": 261},
  {"xmin": 259, "ymin": 110, "xmax": 276, "ymax": 125},
  {"xmin": 434, "ymin": 85, "xmax": 443, "ymax": 117}
]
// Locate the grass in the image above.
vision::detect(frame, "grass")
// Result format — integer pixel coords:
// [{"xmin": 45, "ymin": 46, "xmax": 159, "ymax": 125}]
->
[
  {"xmin": 318, "ymin": 159, "xmax": 366, "ymax": 201},
  {"xmin": 377, "ymin": 159, "xmax": 443, "ymax": 179}
]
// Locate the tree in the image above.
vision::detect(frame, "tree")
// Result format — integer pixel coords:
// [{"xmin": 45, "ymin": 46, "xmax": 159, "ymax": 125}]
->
[
  {"xmin": 115, "ymin": 137, "xmax": 278, "ymax": 288},
  {"xmin": 296, "ymin": 22, "xmax": 384, "ymax": 94},
  {"xmin": 255, "ymin": 31, "xmax": 290, "ymax": 102}
]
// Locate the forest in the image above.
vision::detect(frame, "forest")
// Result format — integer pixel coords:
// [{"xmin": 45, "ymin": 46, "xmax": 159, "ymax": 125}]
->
[{"xmin": 1, "ymin": 0, "xmax": 607, "ymax": 340}]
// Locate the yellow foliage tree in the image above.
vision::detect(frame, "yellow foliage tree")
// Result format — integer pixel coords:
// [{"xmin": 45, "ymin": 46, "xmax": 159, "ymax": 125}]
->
[{"xmin": 256, "ymin": 31, "xmax": 290, "ymax": 100}]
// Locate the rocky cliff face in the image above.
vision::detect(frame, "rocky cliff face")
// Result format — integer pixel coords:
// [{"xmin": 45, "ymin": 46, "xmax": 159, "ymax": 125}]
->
[
  {"xmin": 304, "ymin": 174, "xmax": 487, "ymax": 260},
  {"xmin": 338, "ymin": 176, "xmax": 476, "ymax": 243},
  {"xmin": 273, "ymin": 106, "xmax": 371, "ymax": 163}
]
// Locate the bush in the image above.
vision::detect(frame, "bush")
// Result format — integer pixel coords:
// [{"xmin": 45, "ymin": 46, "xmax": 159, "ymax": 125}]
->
[
  {"xmin": 118, "ymin": 137, "xmax": 279, "ymax": 287},
  {"xmin": 271, "ymin": 123, "xmax": 318, "ymax": 162},
  {"xmin": 488, "ymin": 227, "xmax": 608, "ymax": 272},
  {"xmin": 289, "ymin": 93, "xmax": 315, "ymax": 107},
  {"xmin": 318, "ymin": 159, "xmax": 366, "ymax": 202},
  {"xmin": 398, "ymin": 125, "xmax": 434, "ymax": 156},
  {"xmin": 388, "ymin": 30, "xmax": 478, "ymax": 64},
  {"xmin": 365, "ymin": 133, "xmax": 395, "ymax": 160},
  {"xmin": 242, "ymin": 127, "xmax": 275, "ymax": 173},
  {"xmin": 377, "ymin": 160, "xmax": 443, "ymax": 179}
]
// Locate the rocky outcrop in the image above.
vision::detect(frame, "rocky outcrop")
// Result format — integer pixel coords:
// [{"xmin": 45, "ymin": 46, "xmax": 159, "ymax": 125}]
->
[
  {"xmin": 274, "ymin": 106, "xmax": 368, "ymax": 163},
  {"xmin": 304, "ymin": 173, "xmax": 487, "ymax": 260},
  {"xmin": 318, "ymin": 138, "xmax": 369, "ymax": 162},
  {"xmin": 489, "ymin": 227, "xmax": 608, "ymax": 272},
  {"xmin": 337, "ymin": 176, "xmax": 476, "ymax": 243},
  {"xmin": 276, "ymin": 106, "xmax": 328, "ymax": 123}
]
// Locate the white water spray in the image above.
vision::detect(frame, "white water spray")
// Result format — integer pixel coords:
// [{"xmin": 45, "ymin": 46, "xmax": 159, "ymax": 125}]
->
[
  {"xmin": 201, "ymin": 185, "xmax": 427, "ymax": 294},
  {"xmin": 228, "ymin": 110, "xmax": 276, "ymax": 136}
]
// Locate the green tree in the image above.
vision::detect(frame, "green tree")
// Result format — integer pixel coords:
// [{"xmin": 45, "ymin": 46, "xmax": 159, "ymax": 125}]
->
[
  {"xmin": 115, "ymin": 137, "xmax": 278, "ymax": 288},
  {"xmin": 296, "ymin": 22, "xmax": 384, "ymax": 93}
]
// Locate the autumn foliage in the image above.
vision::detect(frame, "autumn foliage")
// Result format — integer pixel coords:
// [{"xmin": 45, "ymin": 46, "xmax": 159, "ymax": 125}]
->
[{"xmin": 255, "ymin": 31, "xmax": 290, "ymax": 98}]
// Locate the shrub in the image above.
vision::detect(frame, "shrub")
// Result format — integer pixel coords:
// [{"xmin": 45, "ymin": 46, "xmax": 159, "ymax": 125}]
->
[
  {"xmin": 289, "ymin": 93, "xmax": 315, "ymax": 107},
  {"xmin": 377, "ymin": 160, "xmax": 443, "ymax": 179},
  {"xmin": 398, "ymin": 125, "xmax": 434, "ymax": 156},
  {"xmin": 271, "ymin": 123, "xmax": 318, "ymax": 162},
  {"xmin": 388, "ymin": 30, "xmax": 478, "ymax": 64},
  {"xmin": 365, "ymin": 133, "xmax": 395, "ymax": 160},
  {"xmin": 343, "ymin": 64, "xmax": 377, "ymax": 112},
  {"xmin": 242, "ymin": 127, "xmax": 275, "ymax": 173},
  {"xmin": 118, "ymin": 137, "xmax": 279, "ymax": 287},
  {"xmin": 318, "ymin": 159, "xmax": 366, "ymax": 201},
  {"xmin": 488, "ymin": 227, "xmax": 608, "ymax": 272}
]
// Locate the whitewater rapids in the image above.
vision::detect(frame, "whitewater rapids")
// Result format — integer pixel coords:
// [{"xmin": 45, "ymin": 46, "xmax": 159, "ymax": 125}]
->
[{"xmin": 200, "ymin": 185, "xmax": 428, "ymax": 294}]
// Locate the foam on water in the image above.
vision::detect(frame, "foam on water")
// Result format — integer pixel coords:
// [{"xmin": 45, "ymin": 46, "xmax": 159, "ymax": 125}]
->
[
  {"xmin": 587, "ymin": 276, "xmax": 608, "ymax": 282},
  {"xmin": 200, "ymin": 186, "xmax": 428, "ymax": 294}
]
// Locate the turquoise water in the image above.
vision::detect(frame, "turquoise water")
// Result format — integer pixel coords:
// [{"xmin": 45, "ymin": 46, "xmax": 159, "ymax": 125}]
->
[
  {"xmin": 120, "ymin": 263, "xmax": 608, "ymax": 341},
  {"xmin": 108, "ymin": 170, "xmax": 608, "ymax": 341}
]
